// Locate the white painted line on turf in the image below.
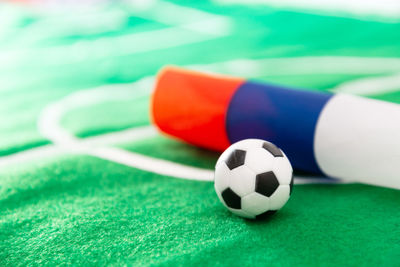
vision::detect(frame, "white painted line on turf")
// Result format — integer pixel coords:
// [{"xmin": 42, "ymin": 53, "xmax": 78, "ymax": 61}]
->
[
  {"xmin": 190, "ymin": 57, "xmax": 400, "ymax": 77},
  {"xmin": 90, "ymin": 146, "xmax": 215, "ymax": 181},
  {"xmin": 0, "ymin": 2, "xmax": 233, "ymax": 71},
  {"xmin": 37, "ymin": 77, "xmax": 153, "ymax": 148},
  {"xmin": 36, "ymin": 75, "xmax": 228, "ymax": 182},
  {"xmin": 127, "ymin": 0, "xmax": 232, "ymax": 36},
  {"xmin": 0, "ymin": 27, "xmax": 224, "ymax": 71},
  {"xmin": 83, "ymin": 126, "xmax": 158, "ymax": 147},
  {"xmin": 332, "ymin": 73, "xmax": 400, "ymax": 96},
  {"xmin": 0, "ymin": 144, "xmax": 62, "ymax": 168},
  {"xmin": 190, "ymin": 57, "xmax": 400, "ymax": 96},
  {"xmin": 0, "ymin": 126, "xmax": 156, "ymax": 168},
  {"xmin": 36, "ymin": 76, "xmax": 216, "ymax": 182},
  {"xmin": 7, "ymin": 8, "xmax": 128, "ymax": 46},
  {"xmin": 213, "ymin": 0, "xmax": 400, "ymax": 22}
]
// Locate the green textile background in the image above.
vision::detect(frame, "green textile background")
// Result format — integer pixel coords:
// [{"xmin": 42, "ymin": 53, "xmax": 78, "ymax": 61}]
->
[{"xmin": 1, "ymin": 0, "xmax": 400, "ymax": 265}]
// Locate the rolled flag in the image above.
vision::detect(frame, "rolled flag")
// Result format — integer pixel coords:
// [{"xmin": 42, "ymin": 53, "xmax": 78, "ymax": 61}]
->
[{"xmin": 151, "ymin": 66, "xmax": 400, "ymax": 189}]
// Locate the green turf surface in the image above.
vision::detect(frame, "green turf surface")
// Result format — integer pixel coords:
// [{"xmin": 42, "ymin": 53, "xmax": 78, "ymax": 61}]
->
[
  {"xmin": 1, "ymin": 0, "xmax": 400, "ymax": 265},
  {"xmin": 2, "ymin": 155, "xmax": 400, "ymax": 266}
]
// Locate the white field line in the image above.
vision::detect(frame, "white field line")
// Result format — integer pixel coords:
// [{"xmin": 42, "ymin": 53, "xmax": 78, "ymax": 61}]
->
[
  {"xmin": 37, "ymin": 76, "xmax": 153, "ymax": 148},
  {"xmin": 4, "ymin": 56, "xmax": 400, "ymax": 183},
  {"xmin": 332, "ymin": 73, "xmax": 400, "ymax": 96},
  {"xmin": 190, "ymin": 56, "xmax": 400, "ymax": 96},
  {"xmin": 189, "ymin": 56, "xmax": 400, "ymax": 77},
  {"xmin": 0, "ymin": 126, "xmax": 155, "ymax": 168},
  {"xmin": 212, "ymin": 0, "xmax": 400, "ymax": 22},
  {"xmin": 4, "ymin": 8, "xmax": 128, "ymax": 46},
  {"xmin": 90, "ymin": 146, "xmax": 215, "ymax": 181},
  {"xmin": 0, "ymin": 144, "xmax": 61, "ymax": 168},
  {"xmin": 83, "ymin": 126, "xmax": 158, "ymax": 147},
  {"xmin": 36, "ymin": 75, "xmax": 226, "ymax": 182},
  {"xmin": 0, "ymin": 1, "xmax": 232, "ymax": 71},
  {"xmin": 127, "ymin": 0, "xmax": 232, "ymax": 36},
  {"xmin": 0, "ymin": 27, "xmax": 224, "ymax": 70}
]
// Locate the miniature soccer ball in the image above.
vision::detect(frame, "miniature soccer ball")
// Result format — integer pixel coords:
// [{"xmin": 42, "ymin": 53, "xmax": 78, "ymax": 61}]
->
[{"xmin": 214, "ymin": 139, "xmax": 293, "ymax": 219}]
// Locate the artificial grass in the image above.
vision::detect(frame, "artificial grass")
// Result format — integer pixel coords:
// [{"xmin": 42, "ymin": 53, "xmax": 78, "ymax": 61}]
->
[{"xmin": 1, "ymin": 154, "xmax": 400, "ymax": 266}]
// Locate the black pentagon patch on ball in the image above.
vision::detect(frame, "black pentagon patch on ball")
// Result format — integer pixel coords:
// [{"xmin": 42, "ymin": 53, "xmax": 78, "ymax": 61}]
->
[
  {"xmin": 262, "ymin": 142, "xmax": 283, "ymax": 157},
  {"xmin": 256, "ymin": 210, "xmax": 277, "ymax": 220},
  {"xmin": 255, "ymin": 171, "xmax": 280, "ymax": 197},
  {"xmin": 225, "ymin": 149, "xmax": 246, "ymax": 170},
  {"xmin": 221, "ymin": 188, "xmax": 241, "ymax": 209}
]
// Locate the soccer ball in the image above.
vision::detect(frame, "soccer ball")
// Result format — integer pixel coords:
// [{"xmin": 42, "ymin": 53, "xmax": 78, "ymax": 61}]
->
[{"xmin": 214, "ymin": 139, "xmax": 293, "ymax": 219}]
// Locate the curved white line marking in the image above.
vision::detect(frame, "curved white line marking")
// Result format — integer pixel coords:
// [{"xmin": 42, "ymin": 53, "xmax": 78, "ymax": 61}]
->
[
  {"xmin": 0, "ymin": 126, "xmax": 156, "ymax": 168},
  {"xmin": 90, "ymin": 147, "xmax": 215, "ymax": 181},
  {"xmin": 38, "ymin": 77, "xmax": 153, "ymax": 148},
  {"xmin": 83, "ymin": 126, "xmax": 158, "ymax": 147},
  {"xmin": 36, "ymin": 76, "xmax": 222, "ymax": 182}
]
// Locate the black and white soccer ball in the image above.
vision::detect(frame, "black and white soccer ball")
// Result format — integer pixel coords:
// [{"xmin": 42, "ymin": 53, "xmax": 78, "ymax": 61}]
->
[{"xmin": 214, "ymin": 139, "xmax": 293, "ymax": 219}]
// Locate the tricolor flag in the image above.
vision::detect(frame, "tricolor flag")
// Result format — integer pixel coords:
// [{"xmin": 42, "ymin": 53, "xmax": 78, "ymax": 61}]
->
[{"xmin": 152, "ymin": 67, "xmax": 400, "ymax": 189}]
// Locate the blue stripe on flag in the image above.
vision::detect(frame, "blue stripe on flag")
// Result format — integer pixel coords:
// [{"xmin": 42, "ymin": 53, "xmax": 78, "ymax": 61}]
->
[{"xmin": 226, "ymin": 81, "xmax": 333, "ymax": 173}]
